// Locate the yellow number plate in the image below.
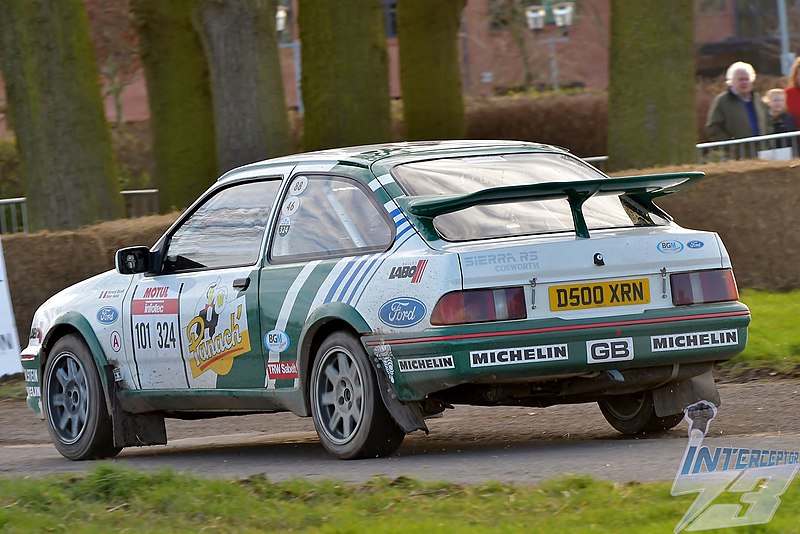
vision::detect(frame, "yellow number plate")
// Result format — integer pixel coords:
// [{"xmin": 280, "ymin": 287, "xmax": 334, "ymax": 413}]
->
[{"xmin": 549, "ymin": 279, "xmax": 650, "ymax": 311}]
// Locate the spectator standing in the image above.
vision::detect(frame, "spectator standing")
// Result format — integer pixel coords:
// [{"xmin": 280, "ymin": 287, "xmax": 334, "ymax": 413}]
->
[
  {"xmin": 763, "ymin": 88, "xmax": 798, "ymax": 154},
  {"xmin": 706, "ymin": 61, "xmax": 770, "ymax": 141},
  {"xmin": 786, "ymin": 57, "xmax": 800, "ymax": 127}
]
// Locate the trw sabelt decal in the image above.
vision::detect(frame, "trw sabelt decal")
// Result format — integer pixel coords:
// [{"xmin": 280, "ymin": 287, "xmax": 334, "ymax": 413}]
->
[{"xmin": 186, "ymin": 279, "xmax": 251, "ymax": 378}]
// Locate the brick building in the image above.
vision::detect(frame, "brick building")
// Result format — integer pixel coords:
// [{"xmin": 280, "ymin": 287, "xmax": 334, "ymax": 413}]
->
[{"xmin": 1, "ymin": 0, "xmax": 798, "ymax": 130}]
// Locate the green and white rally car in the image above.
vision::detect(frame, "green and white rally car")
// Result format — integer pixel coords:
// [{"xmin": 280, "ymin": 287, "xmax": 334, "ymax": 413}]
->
[{"xmin": 21, "ymin": 140, "xmax": 750, "ymax": 460}]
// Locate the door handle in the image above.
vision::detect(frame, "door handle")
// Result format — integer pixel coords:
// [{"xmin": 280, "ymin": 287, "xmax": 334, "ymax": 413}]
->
[{"xmin": 233, "ymin": 277, "xmax": 250, "ymax": 290}]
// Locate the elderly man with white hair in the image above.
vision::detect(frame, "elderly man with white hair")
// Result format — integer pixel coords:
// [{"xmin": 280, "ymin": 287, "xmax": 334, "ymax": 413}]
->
[{"xmin": 705, "ymin": 61, "xmax": 770, "ymax": 141}]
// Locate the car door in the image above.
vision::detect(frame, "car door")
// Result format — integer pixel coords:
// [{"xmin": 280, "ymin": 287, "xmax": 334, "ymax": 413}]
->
[
  {"xmin": 124, "ymin": 178, "xmax": 281, "ymax": 389},
  {"xmin": 260, "ymin": 172, "xmax": 395, "ymax": 390}
]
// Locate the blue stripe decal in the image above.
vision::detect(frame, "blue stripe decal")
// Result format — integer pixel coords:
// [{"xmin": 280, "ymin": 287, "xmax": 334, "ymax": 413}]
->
[
  {"xmin": 336, "ymin": 254, "xmax": 372, "ymax": 302},
  {"xmin": 389, "ymin": 208, "xmax": 402, "ymax": 219},
  {"xmin": 395, "ymin": 224, "xmax": 413, "ymax": 241},
  {"xmin": 324, "ymin": 257, "xmax": 357, "ymax": 304},
  {"xmin": 343, "ymin": 254, "xmax": 383, "ymax": 304}
]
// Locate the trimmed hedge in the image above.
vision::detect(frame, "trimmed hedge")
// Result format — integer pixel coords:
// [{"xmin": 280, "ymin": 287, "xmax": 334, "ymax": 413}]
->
[{"xmin": 3, "ymin": 158, "xmax": 798, "ymax": 344}]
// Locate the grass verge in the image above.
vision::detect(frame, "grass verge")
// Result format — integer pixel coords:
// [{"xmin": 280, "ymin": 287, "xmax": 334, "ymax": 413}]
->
[
  {"xmin": 0, "ymin": 374, "xmax": 24, "ymax": 401},
  {"xmin": 722, "ymin": 289, "xmax": 800, "ymax": 373},
  {"xmin": 0, "ymin": 466, "xmax": 798, "ymax": 532}
]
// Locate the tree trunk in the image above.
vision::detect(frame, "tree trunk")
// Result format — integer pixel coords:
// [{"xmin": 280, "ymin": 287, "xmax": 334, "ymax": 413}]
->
[
  {"xmin": 131, "ymin": 0, "xmax": 217, "ymax": 212},
  {"xmin": 607, "ymin": 0, "xmax": 696, "ymax": 171},
  {"xmin": 195, "ymin": 0, "xmax": 291, "ymax": 173},
  {"xmin": 397, "ymin": 0, "xmax": 466, "ymax": 140},
  {"xmin": 299, "ymin": 0, "xmax": 390, "ymax": 150},
  {"xmin": 0, "ymin": 0, "xmax": 123, "ymax": 231}
]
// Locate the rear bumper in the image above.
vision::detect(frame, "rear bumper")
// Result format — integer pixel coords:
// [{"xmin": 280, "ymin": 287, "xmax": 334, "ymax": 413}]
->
[{"xmin": 363, "ymin": 302, "xmax": 750, "ymax": 401}]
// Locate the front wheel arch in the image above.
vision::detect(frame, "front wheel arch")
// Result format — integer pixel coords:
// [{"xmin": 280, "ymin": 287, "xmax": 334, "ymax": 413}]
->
[
  {"xmin": 42, "ymin": 334, "xmax": 121, "ymax": 460},
  {"xmin": 42, "ymin": 313, "xmax": 114, "ymax": 417}
]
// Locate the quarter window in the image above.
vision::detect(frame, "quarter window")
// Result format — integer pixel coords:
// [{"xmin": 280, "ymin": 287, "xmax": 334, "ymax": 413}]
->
[
  {"xmin": 163, "ymin": 180, "xmax": 280, "ymax": 273},
  {"xmin": 270, "ymin": 175, "xmax": 392, "ymax": 261}
]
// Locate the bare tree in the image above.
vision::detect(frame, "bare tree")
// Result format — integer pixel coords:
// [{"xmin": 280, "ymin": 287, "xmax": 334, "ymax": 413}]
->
[
  {"xmin": 607, "ymin": 0, "xmax": 696, "ymax": 170},
  {"xmin": 0, "ymin": 0, "xmax": 123, "ymax": 231},
  {"xmin": 299, "ymin": 0, "xmax": 390, "ymax": 150},
  {"xmin": 131, "ymin": 0, "xmax": 217, "ymax": 212},
  {"xmin": 397, "ymin": 0, "xmax": 467, "ymax": 140},
  {"xmin": 195, "ymin": 0, "xmax": 291, "ymax": 172}
]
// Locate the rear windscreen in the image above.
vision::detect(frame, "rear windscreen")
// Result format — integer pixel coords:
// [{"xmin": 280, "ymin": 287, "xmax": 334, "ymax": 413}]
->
[{"xmin": 391, "ymin": 153, "xmax": 668, "ymax": 241}]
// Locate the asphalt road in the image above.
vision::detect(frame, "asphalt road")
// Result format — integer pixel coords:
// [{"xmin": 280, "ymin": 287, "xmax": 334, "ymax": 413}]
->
[{"xmin": 2, "ymin": 379, "xmax": 799, "ymax": 485}]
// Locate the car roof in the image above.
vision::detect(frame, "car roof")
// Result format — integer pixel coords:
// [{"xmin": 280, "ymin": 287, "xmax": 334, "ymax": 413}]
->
[{"xmin": 217, "ymin": 140, "xmax": 565, "ymax": 183}]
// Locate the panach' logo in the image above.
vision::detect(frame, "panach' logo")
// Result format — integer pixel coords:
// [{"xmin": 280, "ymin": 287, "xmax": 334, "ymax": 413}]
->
[{"xmin": 186, "ymin": 279, "xmax": 251, "ymax": 378}]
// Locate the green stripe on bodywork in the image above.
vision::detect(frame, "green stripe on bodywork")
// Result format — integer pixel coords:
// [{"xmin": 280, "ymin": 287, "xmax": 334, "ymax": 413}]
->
[
  {"xmin": 381, "ymin": 181, "xmax": 405, "ymax": 199},
  {"xmin": 275, "ymin": 262, "xmax": 338, "ymax": 388}
]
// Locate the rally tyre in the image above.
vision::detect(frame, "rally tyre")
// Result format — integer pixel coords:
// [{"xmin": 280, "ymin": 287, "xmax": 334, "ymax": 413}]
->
[
  {"xmin": 42, "ymin": 335, "xmax": 121, "ymax": 460},
  {"xmin": 598, "ymin": 390, "xmax": 684, "ymax": 435},
  {"xmin": 310, "ymin": 332, "xmax": 405, "ymax": 459}
]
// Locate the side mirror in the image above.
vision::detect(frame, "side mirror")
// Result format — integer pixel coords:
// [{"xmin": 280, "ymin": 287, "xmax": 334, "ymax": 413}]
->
[{"xmin": 115, "ymin": 246, "xmax": 152, "ymax": 275}]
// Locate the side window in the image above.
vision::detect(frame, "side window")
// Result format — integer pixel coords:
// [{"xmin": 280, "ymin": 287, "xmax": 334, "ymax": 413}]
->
[
  {"xmin": 270, "ymin": 175, "xmax": 393, "ymax": 262},
  {"xmin": 163, "ymin": 180, "xmax": 280, "ymax": 273}
]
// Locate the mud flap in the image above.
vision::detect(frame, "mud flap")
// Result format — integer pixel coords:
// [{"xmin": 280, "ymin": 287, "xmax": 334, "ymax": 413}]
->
[
  {"xmin": 651, "ymin": 367, "xmax": 720, "ymax": 417},
  {"xmin": 372, "ymin": 355, "xmax": 429, "ymax": 435},
  {"xmin": 104, "ymin": 366, "xmax": 167, "ymax": 448}
]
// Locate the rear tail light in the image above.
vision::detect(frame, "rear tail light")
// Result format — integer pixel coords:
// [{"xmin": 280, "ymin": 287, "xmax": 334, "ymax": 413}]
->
[
  {"xmin": 431, "ymin": 287, "xmax": 527, "ymax": 325},
  {"xmin": 670, "ymin": 268, "xmax": 739, "ymax": 306}
]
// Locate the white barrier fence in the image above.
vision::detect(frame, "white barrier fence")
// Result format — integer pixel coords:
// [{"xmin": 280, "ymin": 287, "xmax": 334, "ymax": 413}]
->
[
  {"xmin": 0, "ymin": 189, "xmax": 159, "ymax": 234},
  {"xmin": 583, "ymin": 131, "xmax": 800, "ymax": 172}
]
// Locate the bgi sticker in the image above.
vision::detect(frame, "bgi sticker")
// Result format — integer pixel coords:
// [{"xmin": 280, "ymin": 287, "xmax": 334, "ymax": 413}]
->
[
  {"xmin": 657, "ymin": 240, "xmax": 684, "ymax": 254},
  {"xmin": 265, "ymin": 329, "xmax": 290, "ymax": 352}
]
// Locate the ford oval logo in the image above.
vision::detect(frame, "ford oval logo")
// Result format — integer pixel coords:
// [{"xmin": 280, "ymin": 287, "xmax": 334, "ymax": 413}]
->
[
  {"xmin": 657, "ymin": 240, "xmax": 684, "ymax": 254},
  {"xmin": 379, "ymin": 297, "xmax": 427, "ymax": 328},
  {"xmin": 97, "ymin": 306, "xmax": 119, "ymax": 325},
  {"xmin": 687, "ymin": 240, "xmax": 704, "ymax": 249}
]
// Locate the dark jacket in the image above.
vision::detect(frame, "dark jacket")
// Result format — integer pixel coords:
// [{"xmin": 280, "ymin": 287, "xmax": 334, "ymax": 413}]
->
[
  {"xmin": 706, "ymin": 89, "xmax": 770, "ymax": 141},
  {"xmin": 770, "ymin": 112, "xmax": 798, "ymax": 150}
]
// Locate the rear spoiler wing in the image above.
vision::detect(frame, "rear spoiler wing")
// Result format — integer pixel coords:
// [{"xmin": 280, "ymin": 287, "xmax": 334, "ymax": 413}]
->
[{"xmin": 400, "ymin": 172, "xmax": 704, "ymax": 239}]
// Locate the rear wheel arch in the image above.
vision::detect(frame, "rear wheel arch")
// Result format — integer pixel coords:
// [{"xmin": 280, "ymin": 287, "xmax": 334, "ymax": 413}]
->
[{"xmin": 298, "ymin": 314, "xmax": 368, "ymax": 416}]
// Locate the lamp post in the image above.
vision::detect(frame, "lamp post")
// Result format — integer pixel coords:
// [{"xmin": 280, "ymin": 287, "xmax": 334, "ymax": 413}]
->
[
  {"xmin": 276, "ymin": 4, "xmax": 304, "ymax": 113},
  {"xmin": 525, "ymin": 2, "xmax": 574, "ymax": 91}
]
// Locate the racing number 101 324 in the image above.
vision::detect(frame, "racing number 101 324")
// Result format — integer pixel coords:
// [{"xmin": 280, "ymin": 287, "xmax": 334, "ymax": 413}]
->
[{"xmin": 134, "ymin": 321, "xmax": 177, "ymax": 350}]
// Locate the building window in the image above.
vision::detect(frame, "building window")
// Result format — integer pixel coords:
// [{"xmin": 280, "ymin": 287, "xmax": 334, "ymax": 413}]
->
[
  {"xmin": 383, "ymin": 0, "xmax": 397, "ymax": 38},
  {"xmin": 696, "ymin": 0, "xmax": 727, "ymax": 12}
]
